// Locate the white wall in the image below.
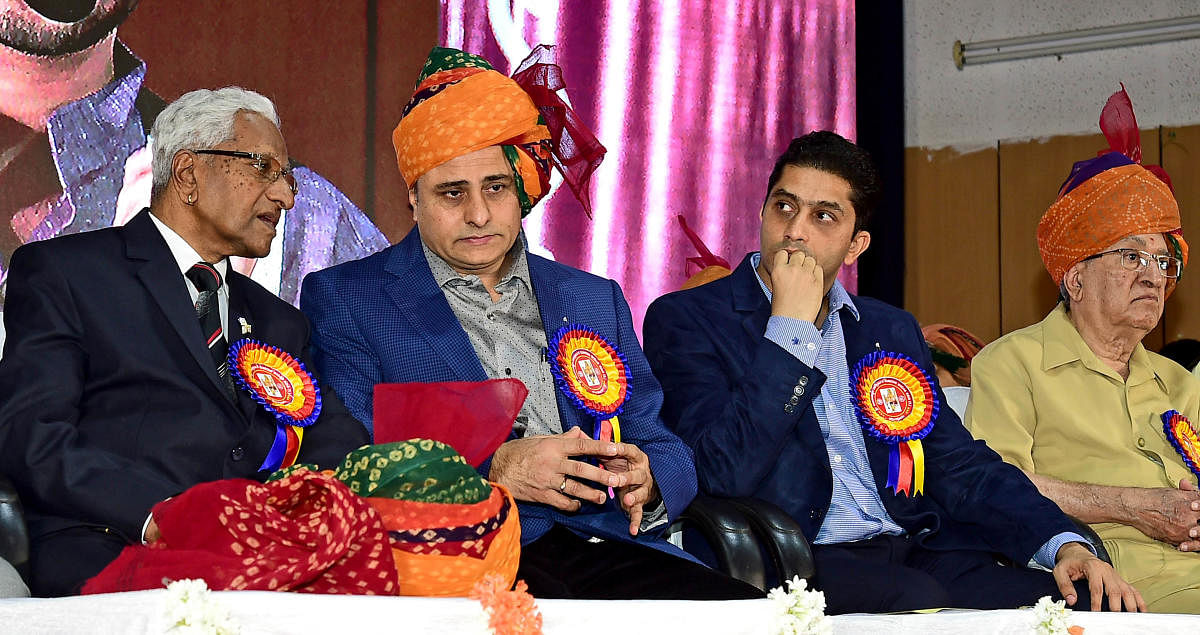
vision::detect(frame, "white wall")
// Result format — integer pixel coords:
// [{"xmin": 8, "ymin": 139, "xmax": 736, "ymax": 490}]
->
[{"xmin": 904, "ymin": 1, "xmax": 1200, "ymax": 149}]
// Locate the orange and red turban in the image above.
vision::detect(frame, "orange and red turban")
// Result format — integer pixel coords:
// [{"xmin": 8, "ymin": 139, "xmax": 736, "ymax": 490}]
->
[
  {"xmin": 393, "ymin": 45, "xmax": 605, "ymax": 216},
  {"xmin": 1037, "ymin": 85, "xmax": 1186, "ymax": 290}
]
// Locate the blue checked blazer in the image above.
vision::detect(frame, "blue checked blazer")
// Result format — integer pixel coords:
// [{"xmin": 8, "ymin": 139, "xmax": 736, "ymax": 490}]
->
[
  {"xmin": 300, "ymin": 228, "xmax": 699, "ymax": 556},
  {"xmin": 643, "ymin": 254, "xmax": 1079, "ymax": 567}
]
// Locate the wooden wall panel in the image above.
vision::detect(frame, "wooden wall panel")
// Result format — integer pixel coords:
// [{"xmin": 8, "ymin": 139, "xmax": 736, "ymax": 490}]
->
[
  {"xmin": 996, "ymin": 132, "xmax": 1164, "ymax": 351},
  {"xmin": 1161, "ymin": 124, "xmax": 1200, "ymax": 344},
  {"xmin": 904, "ymin": 146, "xmax": 1001, "ymax": 342}
]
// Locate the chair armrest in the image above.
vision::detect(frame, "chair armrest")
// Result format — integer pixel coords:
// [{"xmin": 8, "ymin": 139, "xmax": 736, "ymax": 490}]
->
[
  {"xmin": 1068, "ymin": 515, "xmax": 1111, "ymax": 565},
  {"xmin": 0, "ymin": 474, "xmax": 29, "ymax": 572},
  {"xmin": 727, "ymin": 498, "xmax": 815, "ymax": 582},
  {"xmin": 672, "ymin": 495, "xmax": 767, "ymax": 590}
]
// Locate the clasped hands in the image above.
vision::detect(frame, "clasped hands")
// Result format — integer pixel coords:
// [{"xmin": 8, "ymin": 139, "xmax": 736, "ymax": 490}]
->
[
  {"xmin": 1134, "ymin": 478, "xmax": 1200, "ymax": 552},
  {"xmin": 488, "ymin": 426, "xmax": 659, "ymax": 535}
]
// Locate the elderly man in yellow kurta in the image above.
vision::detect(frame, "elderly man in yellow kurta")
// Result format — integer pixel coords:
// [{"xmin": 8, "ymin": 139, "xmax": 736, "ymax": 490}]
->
[{"xmin": 966, "ymin": 88, "xmax": 1200, "ymax": 613}]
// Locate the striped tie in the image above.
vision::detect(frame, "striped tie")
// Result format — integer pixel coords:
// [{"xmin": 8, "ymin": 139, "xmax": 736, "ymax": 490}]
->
[{"xmin": 186, "ymin": 262, "xmax": 235, "ymax": 398}]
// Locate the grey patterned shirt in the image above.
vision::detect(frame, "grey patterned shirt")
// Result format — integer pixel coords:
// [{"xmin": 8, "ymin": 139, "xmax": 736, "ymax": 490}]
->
[
  {"xmin": 421, "ymin": 238, "xmax": 667, "ymax": 531},
  {"xmin": 422, "ymin": 238, "xmax": 561, "ymax": 437}
]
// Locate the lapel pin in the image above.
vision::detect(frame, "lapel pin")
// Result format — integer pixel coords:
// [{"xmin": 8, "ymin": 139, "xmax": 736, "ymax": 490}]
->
[{"xmin": 239, "ymin": 317, "xmax": 253, "ymax": 335}]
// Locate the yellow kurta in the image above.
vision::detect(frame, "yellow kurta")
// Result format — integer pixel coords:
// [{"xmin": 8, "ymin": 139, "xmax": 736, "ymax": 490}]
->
[{"xmin": 965, "ymin": 305, "xmax": 1200, "ymax": 613}]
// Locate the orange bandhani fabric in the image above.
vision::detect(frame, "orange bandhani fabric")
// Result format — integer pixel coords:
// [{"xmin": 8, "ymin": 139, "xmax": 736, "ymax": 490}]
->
[
  {"xmin": 1036, "ymin": 85, "xmax": 1186, "ymax": 290},
  {"xmin": 393, "ymin": 46, "xmax": 605, "ymax": 217},
  {"xmin": 393, "ymin": 67, "xmax": 549, "ymax": 193},
  {"xmin": 1037, "ymin": 162, "xmax": 1186, "ymax": 288},
  {"xmin": 81, "ymin": 470, "xmax": 398, "ymax": 595},
  {"xmin": 373, "ymin": 485, "xmax": 522, "ymax": 597}
]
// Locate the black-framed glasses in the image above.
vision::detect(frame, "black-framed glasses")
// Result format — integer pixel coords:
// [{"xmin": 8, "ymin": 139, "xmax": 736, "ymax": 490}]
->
[
  {"xmin": 192, "ymin": 149, "xmax": 297, "ymax": 194},
  {"xmin": 1081, "ymin": 248, "xmax": 1182, "ymax": 279}
]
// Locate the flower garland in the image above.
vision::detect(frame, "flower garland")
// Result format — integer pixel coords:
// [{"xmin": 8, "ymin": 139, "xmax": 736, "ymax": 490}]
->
[
  {"xmin": 470, "ymin": 573, "xmax": 543, "ymax": 635},
  {"xmin": 768, "ymin": 576, "xmax": 831, "ymax": 635},
  {"xmin": 1031, "ymin": 596, "xmax": 1084, "ymax": 635},
  {"xmin": 162, "ymin": 579, "xmax": 240, "ymax": 634}
]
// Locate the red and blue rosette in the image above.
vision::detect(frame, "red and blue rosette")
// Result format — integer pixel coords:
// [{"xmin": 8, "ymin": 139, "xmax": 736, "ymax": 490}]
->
[
  {"xmin": 227, "ymin": 338, "xmax": 323, "ymax": 471},
  {"xmin": 547, "ymin": 324, "xmax": 629, "ymax": 445},
  {"xmin": 1162, "ymin": 410, "xmax": 1200, "ymax": 480},
  {"xmin": 851, "ymin": 350, "xmax": 939, "ymax": 497}
]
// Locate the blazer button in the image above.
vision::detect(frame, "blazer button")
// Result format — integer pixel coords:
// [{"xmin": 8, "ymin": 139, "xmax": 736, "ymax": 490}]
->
[
  {"xmin": 231, "ymin": 446, "xmax": 245, "ymax": 461},
  {"xmin": 1137, "ymin": 437, "xmax": 1146, "ymax": 448},
  {"xmin": 798, "ymin": 376, "xmax": 809, "ymax": 386},
  {"xmin": 788, "ymin": 395, "xmax": 800, "ymax": 405},
  {"xmin": 793, "ymin": 385, "xmax": 805, "ymax": 397},
  {"xmin": 783, "ymin": 404, "xmax": 795, "ymax": 414}
]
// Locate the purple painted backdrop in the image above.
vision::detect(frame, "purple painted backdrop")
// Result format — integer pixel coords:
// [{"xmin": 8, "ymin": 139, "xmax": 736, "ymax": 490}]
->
[{"xmin": 441, "ymin": 0, "xmax": 857, "ymax": 333}]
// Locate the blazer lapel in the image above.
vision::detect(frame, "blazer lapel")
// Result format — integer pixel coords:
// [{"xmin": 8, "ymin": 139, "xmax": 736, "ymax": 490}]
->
[
  {"xmin": 384, "ymin": 230, "xmax": 487, "ymax": 382},
  {"xmin": 527, "ymin": 254, "xmax": 580, "ymax": 435},
  {"xmin": 729, "ymin": 255, "xmax": 773, "ymax": 341},
  {"xmin": 123, "ymin": 210, "xmax": 230, "ymax": 399},
  {"xmin": 840, "ymin": 305, "xmax": 897, "ymax": 493},
  {"xmin": 225, "ymin": 273, "xmax": 262, "ymax": 423}
]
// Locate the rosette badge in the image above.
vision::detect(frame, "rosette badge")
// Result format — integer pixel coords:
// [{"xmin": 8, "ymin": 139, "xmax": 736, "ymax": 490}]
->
[
  {"xmin": 851, "ymin": 350, "xmax": 939, "ymax": 496},
  {"xmin": 547, "ymin": 324, "xmax": 629, "ymax": 445},
  {"xmin": 1162, "ymin": 410, "xmax": 1200, "ymax": 480},
  {"xmin": 228, "ymin": 338, "xmax": 323, "ymax": 471}
]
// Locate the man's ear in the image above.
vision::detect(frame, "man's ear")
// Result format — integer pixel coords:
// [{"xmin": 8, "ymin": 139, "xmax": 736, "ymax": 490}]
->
[
  {"xmin": 1064, "ymin": 264, "xmax": 1086, "ymax": 303},
  {"xmin": 408, "ymin": 181, "xmax": 419, "ymax": 220},
  {"xmin": 844, "ymin": 230, "xmax": 871, "ymax": 266},
  {"xmin": 172, "ymin": 151, "xmax": 197, "ymax": 204}
]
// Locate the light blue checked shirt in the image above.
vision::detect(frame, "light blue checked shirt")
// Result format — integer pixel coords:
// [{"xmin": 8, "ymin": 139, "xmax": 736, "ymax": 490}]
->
[{"xmin": 750, "ymin": 253, "xmax": 1085, "ymax": 569}]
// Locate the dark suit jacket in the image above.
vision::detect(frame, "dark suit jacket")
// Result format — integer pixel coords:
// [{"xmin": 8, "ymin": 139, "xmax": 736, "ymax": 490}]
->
[
  {"xmin": 643, "ymin": 254, "xmax": 1076, "ymax": 566},
  {"xmin": 300, "ymin": 228, "xmax": 698, "ymax": 557},
  {"xmin": 0, "ymin": 210, "xmax": 369, "ymax": 595}
]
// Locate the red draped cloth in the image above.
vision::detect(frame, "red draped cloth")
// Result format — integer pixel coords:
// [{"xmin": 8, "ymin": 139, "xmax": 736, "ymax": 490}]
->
[{"xmin": 82, "ymin": 470, "xmax": 398, "ymax": 595}]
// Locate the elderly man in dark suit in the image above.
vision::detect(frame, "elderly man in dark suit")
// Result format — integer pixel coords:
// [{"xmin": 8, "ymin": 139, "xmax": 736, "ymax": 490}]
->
[
  {"xmin": 643, "ymin": 131, "xmax": 1143, "ymax": 613},
  {"xmin": 0, "ymin": 87, "xmax": 369, "ymax": 597}
]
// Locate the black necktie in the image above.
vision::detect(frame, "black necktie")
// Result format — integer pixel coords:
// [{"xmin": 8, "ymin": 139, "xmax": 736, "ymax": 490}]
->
[{"xmin": 186, "ymin": 262, "xmax": 234, "ymax": 398}]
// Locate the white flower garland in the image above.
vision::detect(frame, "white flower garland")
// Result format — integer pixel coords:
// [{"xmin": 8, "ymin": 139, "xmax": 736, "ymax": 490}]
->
[
  {"xmin": 162, "ymin": 579, "xmax": 241, "ymax": 635},
  {"xmin": 1031, "ymin": 595, "xmax": 1072, "ymax": 635},
  {"xmin": 768, "ymin": 576, "xmax": 832, "ymax": 635}
]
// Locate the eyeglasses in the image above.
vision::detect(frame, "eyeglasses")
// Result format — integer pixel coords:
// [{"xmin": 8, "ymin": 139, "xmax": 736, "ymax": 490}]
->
[
  {"xmin": 1081, "ymin": 248, "xmax": 1183, "ymax": 279},
  {"xmin": 192, "ymin": 149, "xmax": 297, "ymax": 194}
]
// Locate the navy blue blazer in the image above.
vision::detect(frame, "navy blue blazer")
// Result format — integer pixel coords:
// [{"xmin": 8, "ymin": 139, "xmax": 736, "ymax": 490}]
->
[
  {"xmin": 0, "ymin": 210, "xmax": 369, "ymax": 594},
  {"xmin": 300, "ymin": 228, "xmax": 698, "ymax": 556},
  {"xmin": 643, "ymin": 254, "xmax": 1076, "ymax": 565}
]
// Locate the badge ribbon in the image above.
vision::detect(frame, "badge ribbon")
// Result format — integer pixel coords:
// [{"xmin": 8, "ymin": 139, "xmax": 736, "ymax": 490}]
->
[
  {"xmin": 851, "ymin": 350, "xmax": 939, "ymax": 496},
  {"xmin": 547, "ymin": 324, "xmax": 630, "ymax": 497},
  {"xmin": 227, "ymin": 338, "xmax": 323, "ymax": 471},
  {"xmin": 547, "ymin": 324, "xmax": 629, "ymax": 443},
  {"xmin": 1162, "ymin": 410, "xmax": 1200, "ymax": 480}
]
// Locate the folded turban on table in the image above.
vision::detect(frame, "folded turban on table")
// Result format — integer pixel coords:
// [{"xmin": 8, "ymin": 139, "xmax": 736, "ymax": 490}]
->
[
  {"xmin": 83, "ymin": 440, "xmax": 520, "ymax": 597},
  {"xmin": 1037, "ymin": 85, "xmax": 1187, "ymax": 293},
  {"xmin": 393, "ymin": 45, "xmax": 605, "ymax": 216}
]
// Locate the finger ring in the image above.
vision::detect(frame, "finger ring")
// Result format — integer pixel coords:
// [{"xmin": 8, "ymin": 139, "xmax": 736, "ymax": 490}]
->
[{"xmin": 559, "ymin": 477, "xmax": 568, "ymax": 492}]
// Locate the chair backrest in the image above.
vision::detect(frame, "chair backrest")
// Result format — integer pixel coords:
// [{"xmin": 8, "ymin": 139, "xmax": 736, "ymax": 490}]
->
[{"xmin": 0, "ymin": 474, "xmax": 29, "ymax": 572}]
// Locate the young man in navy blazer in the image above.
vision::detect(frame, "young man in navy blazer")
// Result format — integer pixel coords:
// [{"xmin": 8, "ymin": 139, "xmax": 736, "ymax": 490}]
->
[{"xmin": 643, "ymin": 131, "xmax": 1142, "ymax": 613}]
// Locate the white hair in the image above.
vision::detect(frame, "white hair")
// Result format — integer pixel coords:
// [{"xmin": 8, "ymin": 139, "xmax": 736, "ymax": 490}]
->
[{"xmin": 149, "ymin": 86, "xmax": 281, "ymax": 197}]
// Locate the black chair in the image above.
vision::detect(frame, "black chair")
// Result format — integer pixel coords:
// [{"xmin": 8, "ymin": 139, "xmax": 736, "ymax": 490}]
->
[
  {"xmin": 0, "ymin": 474, "xmax": 29, "ymax": 579},
  {"xmin": 670, "ymin": 495, "xmax": 768, "ymax": 590},
  {"xmin": 723, "ymin": 504, "xmax": 1112, "ymax": 588}
]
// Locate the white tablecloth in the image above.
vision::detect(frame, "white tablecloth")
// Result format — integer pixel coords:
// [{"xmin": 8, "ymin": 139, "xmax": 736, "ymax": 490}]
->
[{"xmin": 1, "ymin": 591, "xmax": 1198, "ymax": 634}]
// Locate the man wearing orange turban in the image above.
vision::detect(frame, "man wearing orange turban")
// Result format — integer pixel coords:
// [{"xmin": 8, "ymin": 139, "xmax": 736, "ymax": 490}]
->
[
  {"xmin": 301, "ymin": 46, "xmax": 760, "ymax": 600},
  {"xmin": 967, "ymin": 87, "xmax": 1200, "ymax": 613}
]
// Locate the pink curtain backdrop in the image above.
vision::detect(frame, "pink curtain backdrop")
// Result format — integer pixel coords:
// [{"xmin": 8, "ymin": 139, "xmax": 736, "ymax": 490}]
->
[{"xmin": 440, "ymin": 0, "xmax": 857, "ymax": 333}]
